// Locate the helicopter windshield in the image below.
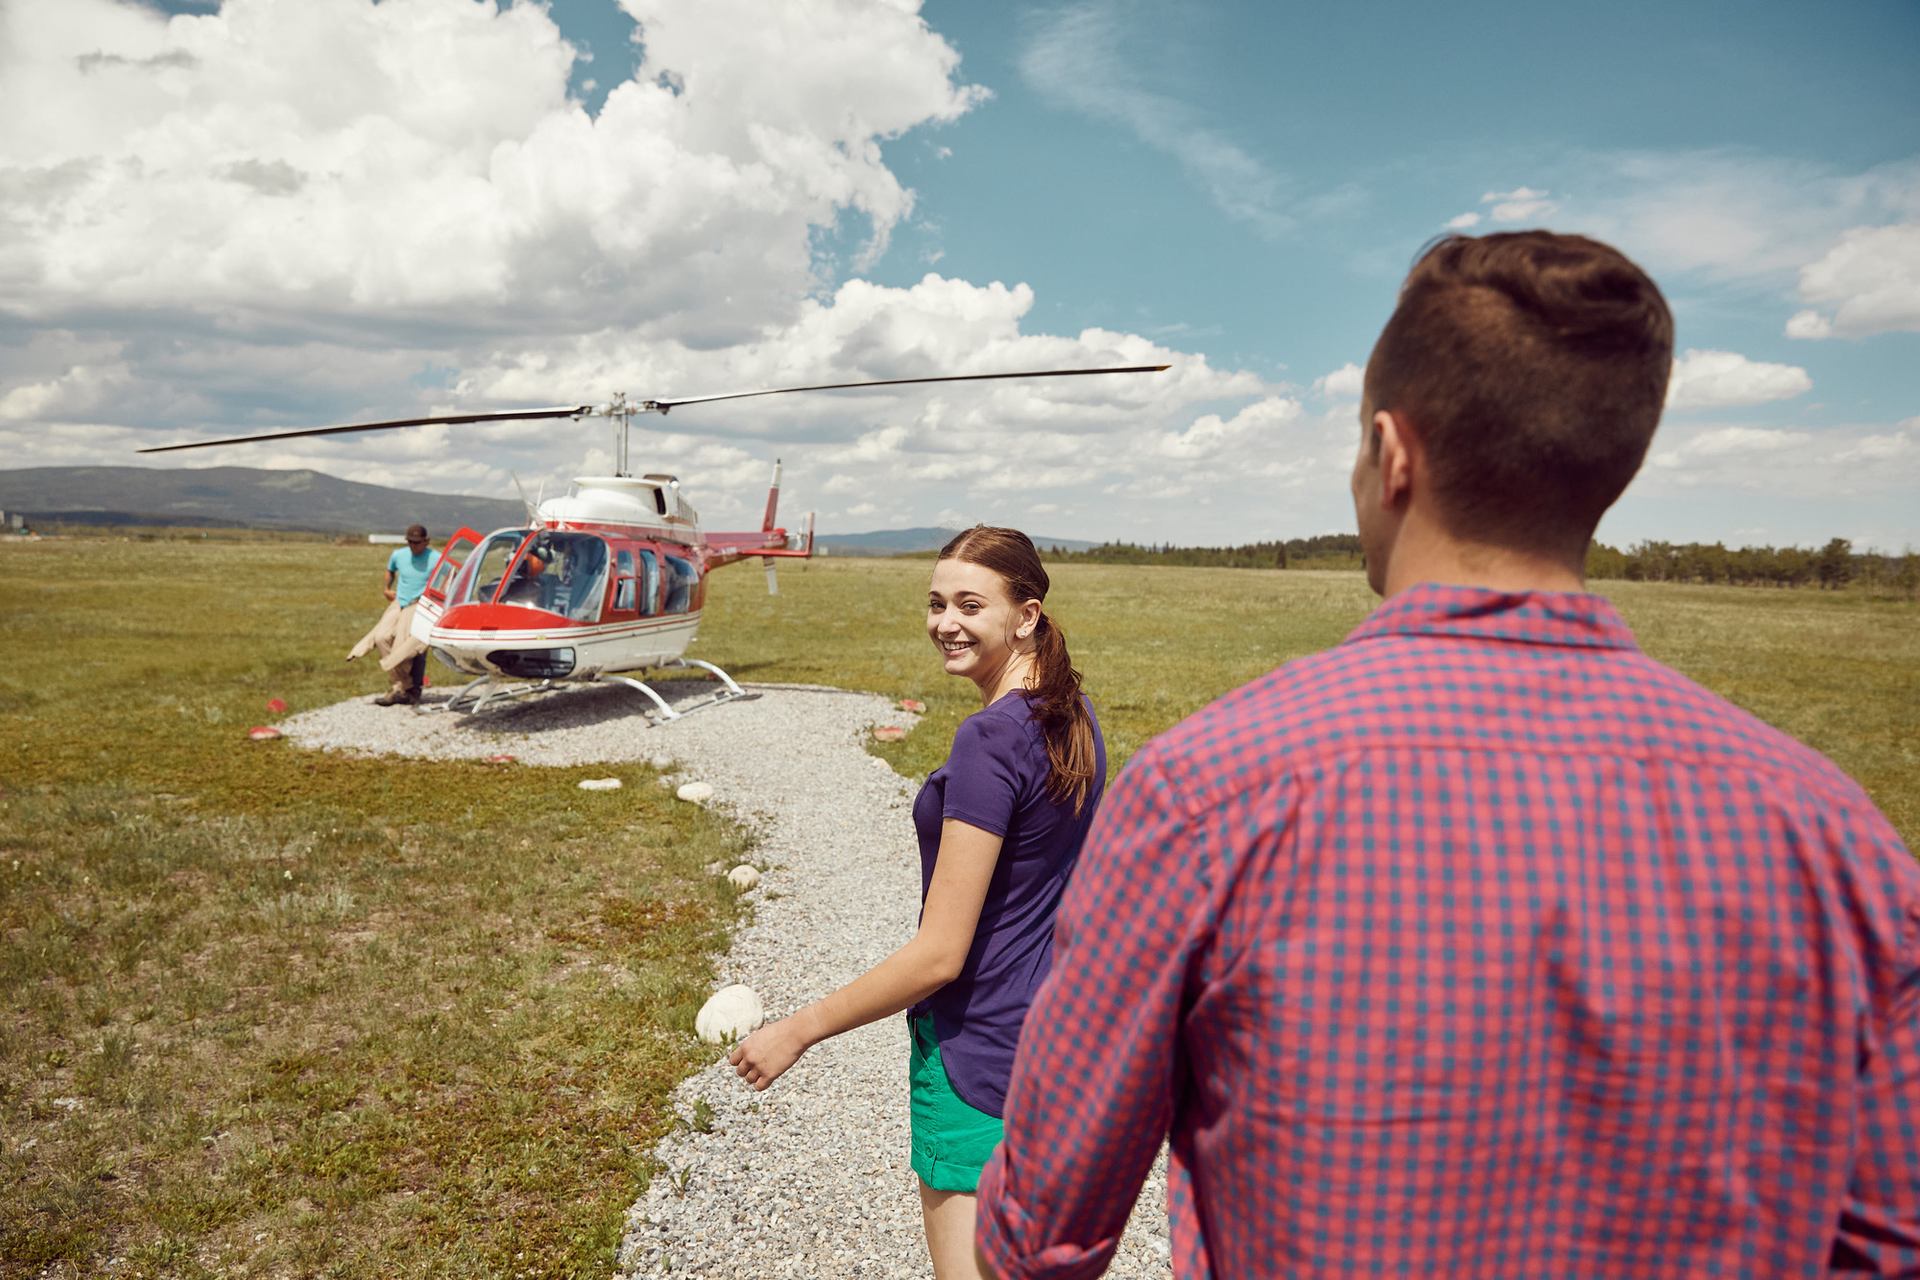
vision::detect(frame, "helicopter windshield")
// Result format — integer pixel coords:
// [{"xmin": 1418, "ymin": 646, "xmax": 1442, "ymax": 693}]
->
[
  {"xmin": 493, "ymin": 531, "xmax": 610, "ymax": 621},
  {"xmin": 461, "ymin": 530, "xmax": 533, "ymax": 607}
]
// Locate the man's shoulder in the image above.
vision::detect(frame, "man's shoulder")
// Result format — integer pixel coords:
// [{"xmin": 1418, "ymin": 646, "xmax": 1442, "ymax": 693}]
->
[
  {"xmin": 1618, "ymin": 652, "xmax": 1873, "ymax": 807},
  {"xmin": 1139, "ymin": 633, "xmax": 1873, "ymax": 815},
  {"xmin": 1135, "ymin": 644, "xmax": 1368, "ymax": 792}
]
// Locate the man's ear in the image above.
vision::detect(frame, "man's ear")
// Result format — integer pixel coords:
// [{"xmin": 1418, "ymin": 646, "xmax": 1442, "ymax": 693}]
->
[{"xmin": 1374, "ymin": 409, "xmax": 1418, "ymax": 510}]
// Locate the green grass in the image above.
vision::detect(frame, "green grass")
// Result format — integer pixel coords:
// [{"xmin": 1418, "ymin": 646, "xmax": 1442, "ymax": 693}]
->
[
  {"xmin": 1, "ymin": 540, "xmax": 747, "ymax": 1278},
  {"xmin": 1, "ymin": 539, "xmax": 1915, "ymax": 1277}
]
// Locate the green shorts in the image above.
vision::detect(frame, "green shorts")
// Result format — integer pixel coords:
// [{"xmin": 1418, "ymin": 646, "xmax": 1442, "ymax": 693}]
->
[{"xmin": 907, "ymin": 1013, "xmax": 1004, "ymax": 1193}]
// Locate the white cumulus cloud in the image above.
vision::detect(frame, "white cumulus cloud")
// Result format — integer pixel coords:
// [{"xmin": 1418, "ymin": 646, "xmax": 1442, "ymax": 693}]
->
[
  {"xmin": 1443, "ymin": 184, "xmax": 1558, "ymax": 231},
  {"xmin": 0, "ymin": 0, "xmax": 984, "ymax": 330},
  {"xmin": 1643, "ymin": 419, "xmax": 1918, "ymax": 497},
  {"xmin": 1312, "ymin": 362, "xmax": 1364, "ymax": 400},
  {"xmin": 1665, "ymin": 349, "xmax": 1812, "ymax": 410},
  {"xmin": 1156, "ymin": 395, "xmax": 1301, "ymax": 460},
  {"xmin": 1789, "ymin": 222, "xmax": 1920, "ymax": 339},
  {"xmin": 1481, "ymin": 185, "xmax": 1559, "ymax": 221}
]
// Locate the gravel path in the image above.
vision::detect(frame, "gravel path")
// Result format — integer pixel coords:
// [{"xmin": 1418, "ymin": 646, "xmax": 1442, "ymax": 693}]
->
[{"xmin": 281, "ymin": 680, "xmax": 1170, "ymax": 1278}]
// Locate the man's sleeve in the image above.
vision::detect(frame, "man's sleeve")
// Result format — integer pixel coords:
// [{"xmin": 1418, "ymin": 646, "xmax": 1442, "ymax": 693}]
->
[
  {"xmin": 975, "ymin": 746, "xmax": 1215, "ymax": 1280},
  {"xmin": 1831, "ymin": 816, "xmax": 1920, "ymax": 1275}
]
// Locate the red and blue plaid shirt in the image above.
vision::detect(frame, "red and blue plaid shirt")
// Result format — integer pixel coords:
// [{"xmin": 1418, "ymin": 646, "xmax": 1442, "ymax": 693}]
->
[{"xmin": 977, "ymin": 585, "xmax": 1920, "ymax": 1279}]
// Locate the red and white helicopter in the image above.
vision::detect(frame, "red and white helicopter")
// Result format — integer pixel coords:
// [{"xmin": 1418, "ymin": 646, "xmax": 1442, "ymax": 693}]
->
[{"xmin": 141, "ymin": 366, "xmax": 1167, "ymax": 717}]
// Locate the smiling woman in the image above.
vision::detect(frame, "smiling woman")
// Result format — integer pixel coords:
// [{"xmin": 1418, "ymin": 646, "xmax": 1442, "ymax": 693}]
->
[{"xmin": 726, "ymin": 526, "xmax": 1106, "ymax": 1278}]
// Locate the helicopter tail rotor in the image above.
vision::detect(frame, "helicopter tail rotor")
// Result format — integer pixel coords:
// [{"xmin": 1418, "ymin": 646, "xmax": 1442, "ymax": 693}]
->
[{"xmin": 760, "ymin": 458, "xmax": 785, "ymax": 594}]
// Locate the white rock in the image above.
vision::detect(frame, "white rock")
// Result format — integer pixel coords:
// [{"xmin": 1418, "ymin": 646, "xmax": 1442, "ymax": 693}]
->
[
  {"xmin": 578, "ymin": 777, "xmax": 623, "ymax": 791},
  {"xmin": 725, "ymin": 864, "xmax": 761, "ymax": 892},
  {"xmin": 676, "ymin": 781, "xmax": 715, "ymax": 804},
  {"xmin": 649, "ymin": 753, "xmax": 673, "ymax": 770},
  {"xmin": 695, "ymin": 984, "xmax": 764, "ymax": 1044}
]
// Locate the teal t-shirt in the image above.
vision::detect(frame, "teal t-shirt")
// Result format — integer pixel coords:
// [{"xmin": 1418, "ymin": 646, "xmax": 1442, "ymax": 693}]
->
[{"xmin": 387, "ymin": 546, "xmax": 434, "ymax": 606}]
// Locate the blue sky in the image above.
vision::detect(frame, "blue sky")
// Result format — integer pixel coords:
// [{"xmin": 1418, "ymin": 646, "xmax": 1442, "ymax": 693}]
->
[{"xmin": 4, "ymin": 0, "xmax": 1917, "ymax": 549}]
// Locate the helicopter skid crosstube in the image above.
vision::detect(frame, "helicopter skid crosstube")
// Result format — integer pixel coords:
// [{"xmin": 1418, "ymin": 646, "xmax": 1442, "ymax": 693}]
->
[{"xmin": 440, "ymin": 658, "xmax": 758, "ymax": 721}]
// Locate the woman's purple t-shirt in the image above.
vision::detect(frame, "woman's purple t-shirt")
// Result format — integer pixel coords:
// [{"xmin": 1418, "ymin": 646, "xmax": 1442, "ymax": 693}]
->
[{"xmin": 910, "ymin": 691, "xmax": 1105, "ymax": 1117}]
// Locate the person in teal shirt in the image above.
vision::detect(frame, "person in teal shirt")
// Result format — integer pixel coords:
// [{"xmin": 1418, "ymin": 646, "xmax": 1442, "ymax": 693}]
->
[
  {"xmin": 386, "ymin": 531, "xmax": 434, "ymax": 607},
  {"xmin": 348, "ymin": 524, "xmax": 434, "ymax": 705}
]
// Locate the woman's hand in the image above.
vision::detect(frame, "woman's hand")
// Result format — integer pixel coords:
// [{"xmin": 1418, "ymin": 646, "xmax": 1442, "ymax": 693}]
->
[{"xmin": 728, "ymin": 1016, "xmax": 810, "ymax": 1090}]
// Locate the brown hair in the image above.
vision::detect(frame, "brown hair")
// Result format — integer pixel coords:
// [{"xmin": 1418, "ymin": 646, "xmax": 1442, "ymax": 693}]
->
[
  {"xmin": 938, "ymin": 526, "xmax": 1098, "ymax": 815},
  {"xmin": 1366, "ymin": 230, "xmax": 1674, "ymax": 557}
]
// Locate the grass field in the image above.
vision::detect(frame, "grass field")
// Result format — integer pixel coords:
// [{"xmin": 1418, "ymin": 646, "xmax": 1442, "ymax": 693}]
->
[{"xmin": 2, "ymin": 538, "xmax": 1916, "ymax": 1278}]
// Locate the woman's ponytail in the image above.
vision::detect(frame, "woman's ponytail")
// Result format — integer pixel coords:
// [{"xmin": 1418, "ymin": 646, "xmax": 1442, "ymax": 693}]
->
[
  {"xmin": 937, "ymin": 526, "xmax": 1099, "ymax": 815},
  {"xmin": 1025, "ymin": 612, "xmax": 1098, "ymax": 815}
]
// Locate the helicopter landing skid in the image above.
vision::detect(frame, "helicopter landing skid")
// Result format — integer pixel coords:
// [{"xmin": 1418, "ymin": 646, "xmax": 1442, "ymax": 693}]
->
[{"xmin": 439, "ymin": 658, "xmax": 758, "ymax": 722}]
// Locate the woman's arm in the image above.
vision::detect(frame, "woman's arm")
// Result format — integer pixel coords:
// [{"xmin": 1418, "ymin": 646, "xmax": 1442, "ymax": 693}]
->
[{"xmin": 728, "ymin": 818, "xmax": 1003, "ymax": 1090}]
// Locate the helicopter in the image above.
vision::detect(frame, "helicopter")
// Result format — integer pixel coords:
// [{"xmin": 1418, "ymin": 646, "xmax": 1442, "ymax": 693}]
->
[{"xmin": 140, "ymin": 365, "xmax": 1169, "ymax": 717}]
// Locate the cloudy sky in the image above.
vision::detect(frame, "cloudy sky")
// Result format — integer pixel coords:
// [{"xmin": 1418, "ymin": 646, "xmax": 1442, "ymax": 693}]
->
[{"xmin": 2, "ymin": 0, "xmax": 1916, "ymax": 549}]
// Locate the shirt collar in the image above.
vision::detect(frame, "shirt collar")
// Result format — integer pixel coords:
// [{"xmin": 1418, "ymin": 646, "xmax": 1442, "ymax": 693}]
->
[{"xmin": 1344, "ymin": 582, "xmax": 1640, "ymax": 652}]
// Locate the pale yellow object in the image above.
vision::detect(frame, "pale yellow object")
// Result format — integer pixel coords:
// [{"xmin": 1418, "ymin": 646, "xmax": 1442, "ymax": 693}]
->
[{"xmin": 695, "ymin": 984, "xmax": 764, "ymax": 1044}]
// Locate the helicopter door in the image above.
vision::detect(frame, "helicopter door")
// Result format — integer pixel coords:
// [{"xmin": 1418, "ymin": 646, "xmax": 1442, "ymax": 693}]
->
[
  {"xmin": 418, "ymin": 527, "xmax": 483, "ymax": 620},
  {"xmin": 635, "ymin": 549, "xmax": 659, "ymax": 616},
  {"xmin": 613, "ymin": 549, "xmax": 637, "ymax": 613}
]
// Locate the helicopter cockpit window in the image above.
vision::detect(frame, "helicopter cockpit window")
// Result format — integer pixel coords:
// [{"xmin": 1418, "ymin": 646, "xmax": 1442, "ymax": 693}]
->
[
  {"xmin": 662, "ymin": 554, "xmax": 697, "ymax": 614},
  {"xmin": 463, "ymin": 530, "xmax": 532, "ymax": 606},
  {"xmin": 495, "ymin": 532, "xmax": 609, "ymax": 621}
]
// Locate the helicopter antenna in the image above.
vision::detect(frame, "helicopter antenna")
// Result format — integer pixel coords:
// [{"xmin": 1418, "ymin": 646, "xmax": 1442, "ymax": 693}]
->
[{"xmin": 509, "ymin": 471, "xmax": 539, "ymax": 524}]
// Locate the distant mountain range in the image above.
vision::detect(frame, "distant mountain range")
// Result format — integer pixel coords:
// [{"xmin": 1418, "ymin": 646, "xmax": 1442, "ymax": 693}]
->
[
  {"xmin": 0, "ymin": 466, "xmax": 527, "ymax": 536},
  {"xmin": 0, "ymin": 466, "xmax": 1096, "ymax": 554}
]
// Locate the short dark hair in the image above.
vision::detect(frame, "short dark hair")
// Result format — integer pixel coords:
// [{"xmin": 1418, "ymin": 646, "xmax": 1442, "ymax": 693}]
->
[
  {"xmin": 405, "ymin": 524, "xmax": 428, "ymax": 541},
  {"xmin": 1366, "ymin": 231, "xmax": 1673, "ymax": 556}
]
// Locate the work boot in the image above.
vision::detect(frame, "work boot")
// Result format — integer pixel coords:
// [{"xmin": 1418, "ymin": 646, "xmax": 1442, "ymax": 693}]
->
[
  {"xmin": 374, "ymin": 689, "xmax": 413, "ymax": 707},
  {"xmin": 407, "ymin": 653, "xmax": 427, "ymax": 700}
]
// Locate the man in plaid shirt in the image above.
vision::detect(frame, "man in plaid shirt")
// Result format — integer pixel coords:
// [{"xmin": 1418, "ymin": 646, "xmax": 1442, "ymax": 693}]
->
[{"xmin": 975, "ymin": 232, "xmax": 1920, "ymax": 1278}]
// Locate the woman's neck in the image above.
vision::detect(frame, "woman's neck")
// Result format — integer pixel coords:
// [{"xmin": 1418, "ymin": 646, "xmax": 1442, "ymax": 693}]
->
[{"xmin": 974, "ymin": 651, "xmax": 1036, "ymax": 707}]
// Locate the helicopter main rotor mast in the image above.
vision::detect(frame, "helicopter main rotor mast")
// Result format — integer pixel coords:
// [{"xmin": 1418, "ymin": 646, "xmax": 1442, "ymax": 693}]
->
[{"xmin": 138, "ymin": 364, "xmax": 1173, "ymax": 470}]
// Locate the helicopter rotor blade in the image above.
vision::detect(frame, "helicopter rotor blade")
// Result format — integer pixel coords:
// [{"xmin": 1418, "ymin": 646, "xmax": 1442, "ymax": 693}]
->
[
  {"xmin": 136, "ymin": 405, "xmax": 594, "ymax": 455},
  {"xmin": 649, "ymin": 363, "xmax": 1171, "ymax": 411}
]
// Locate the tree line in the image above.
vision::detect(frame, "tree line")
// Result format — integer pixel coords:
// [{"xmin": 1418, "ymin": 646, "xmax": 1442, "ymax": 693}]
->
[
  {"xmin": 1052, "ymin": 535, "xmax": 1919, "ymax": 594},
  {"xmin": 1586, "ymin": 538, "xmax": 1918, "ymax": 591},
  {"xmin": 1049, "ymin": 534, "xmax": 1365, "ymax": 571}
]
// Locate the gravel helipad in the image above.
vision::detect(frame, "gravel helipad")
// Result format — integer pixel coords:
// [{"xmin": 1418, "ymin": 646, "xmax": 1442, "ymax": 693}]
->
[{"xmin": 281, "ymin": 680, "xmax": 1170, "ymax": 1278}]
